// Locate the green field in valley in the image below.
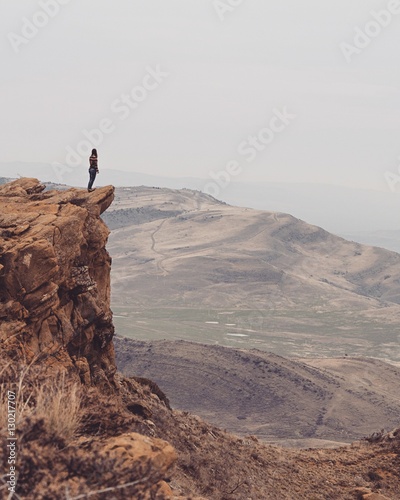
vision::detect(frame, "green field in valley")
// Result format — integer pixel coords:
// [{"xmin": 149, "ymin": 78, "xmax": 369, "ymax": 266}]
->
[{"xmin": 112, "ymin": 306, "xmax": 400, "ymax": 364}]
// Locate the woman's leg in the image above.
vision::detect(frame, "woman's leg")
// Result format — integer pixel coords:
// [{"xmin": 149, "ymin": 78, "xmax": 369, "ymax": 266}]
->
[{"xmin": 88, "ymin": 169, "xmax": 97, "ymax": 190}]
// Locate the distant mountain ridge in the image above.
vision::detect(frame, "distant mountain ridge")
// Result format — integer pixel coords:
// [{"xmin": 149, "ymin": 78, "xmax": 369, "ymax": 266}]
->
[
  {"xmin": 1, "ymin": 162, "xmax": 399, "ymax": 238},
  {"xmin": 342, "ymin": 229, "xmax": 400, "ymax": 254}
]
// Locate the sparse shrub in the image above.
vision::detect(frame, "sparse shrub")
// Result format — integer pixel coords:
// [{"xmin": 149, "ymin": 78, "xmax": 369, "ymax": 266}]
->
[
  {"xmin": 0, "ymin": 361, "xmax": 82, "ymax": 444},
  {"xmin": 34, "ymin": 374, "xmax": 82, "ymax": 442}
]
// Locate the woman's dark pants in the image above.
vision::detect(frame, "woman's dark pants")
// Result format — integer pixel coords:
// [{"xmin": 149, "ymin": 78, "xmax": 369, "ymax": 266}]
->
[{"xmin": 88, "ymin": 168, "xmax": 97, "ymax": 190}]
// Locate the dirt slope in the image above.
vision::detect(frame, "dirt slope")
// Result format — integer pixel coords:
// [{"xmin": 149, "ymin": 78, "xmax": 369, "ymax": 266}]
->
[
  {"xmin": 2, "ymin": 353, "xmax": 400, "ymax": 499},
  {"xmin": 115, "ymin": 337, "xmax": 400, "ymax": 446}
]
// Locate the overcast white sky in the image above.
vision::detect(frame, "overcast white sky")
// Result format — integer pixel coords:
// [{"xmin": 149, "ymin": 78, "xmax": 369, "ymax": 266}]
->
[{"xmin": 2, "ymin": 0, "xmax": 400, "ymax": 190}]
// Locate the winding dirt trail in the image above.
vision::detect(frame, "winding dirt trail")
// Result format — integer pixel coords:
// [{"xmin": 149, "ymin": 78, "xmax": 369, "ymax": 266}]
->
[{"xmin": 150, "ymin": 219, "xmax": 169, "ymax": 276}]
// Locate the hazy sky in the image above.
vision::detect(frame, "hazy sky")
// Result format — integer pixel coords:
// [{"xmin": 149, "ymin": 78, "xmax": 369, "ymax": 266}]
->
[{"xmin": 2, "ymin": 0, "xmax": 400, "ymax": 190}]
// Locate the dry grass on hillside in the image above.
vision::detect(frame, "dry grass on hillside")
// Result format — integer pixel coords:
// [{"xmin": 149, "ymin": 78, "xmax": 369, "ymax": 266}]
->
[
  {"xmin": 1, "ymin": 353, "xmax": 399, "ymax": 500},
  {"xmin": 0, "ymin": 357, "xmax": 175, "ymax": 499},
  {"xmin": 0, "ymin": 362, "xmax": 82, "ymax": 444}
]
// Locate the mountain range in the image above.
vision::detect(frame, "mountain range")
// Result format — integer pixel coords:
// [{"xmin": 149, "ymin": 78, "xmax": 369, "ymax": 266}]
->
[{"xmin": 1, "ymin": 162, "xmax": 400, "ymax": 247}]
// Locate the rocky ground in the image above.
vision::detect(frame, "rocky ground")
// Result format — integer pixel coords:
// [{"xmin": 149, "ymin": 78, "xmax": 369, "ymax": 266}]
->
[{"xmin": 1, "ymin": 355, "xmax": 400, "ymax": 499}]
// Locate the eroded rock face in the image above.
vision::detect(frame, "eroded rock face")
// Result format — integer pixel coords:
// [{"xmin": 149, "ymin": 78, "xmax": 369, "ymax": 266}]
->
[{"xmin": 0, "ymin": 178, "xmax": 116, "ymax": 388}]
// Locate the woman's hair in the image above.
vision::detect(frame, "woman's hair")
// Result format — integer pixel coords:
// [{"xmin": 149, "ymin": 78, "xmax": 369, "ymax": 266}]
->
[{"xmin": 91, "ymin": 148, "xmax": 97, "ymax": 157}]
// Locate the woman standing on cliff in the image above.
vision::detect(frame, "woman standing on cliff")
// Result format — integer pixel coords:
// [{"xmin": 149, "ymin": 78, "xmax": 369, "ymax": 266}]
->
[{"xmin": 88, "ymin": 149, "xmax": 99, "ymax": 192}]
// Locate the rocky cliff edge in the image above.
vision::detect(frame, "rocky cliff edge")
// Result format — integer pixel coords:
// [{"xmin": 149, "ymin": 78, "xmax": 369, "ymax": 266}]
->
[{"xmin": 0, "ymin": 178, "xmax": 116, "ymax": 388}]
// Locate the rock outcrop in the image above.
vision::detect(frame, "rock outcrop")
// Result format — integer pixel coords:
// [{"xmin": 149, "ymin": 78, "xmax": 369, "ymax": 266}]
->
[{"xmin": 0, "ymin": 178, "xmax": 116, "ymax": 388}]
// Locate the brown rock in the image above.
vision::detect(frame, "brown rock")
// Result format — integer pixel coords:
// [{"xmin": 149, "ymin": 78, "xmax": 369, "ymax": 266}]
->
[
  {"xmin": 0, "ymin": 178, "xmax": 116, "ymax": 388},
  {"xmin": 73, "ymin": 356, "xmax": 92, "ymax": 385},
  {"xmin": 102, "ymin": 432, "xmax": 177, "ymax": 474},
  {"xmin": 156, "ymin": 481, "xmax": 173, "ymax": 499},
  {"xmin": 101, "ymin": 432, "xmax": 177, "ymax": 499}
]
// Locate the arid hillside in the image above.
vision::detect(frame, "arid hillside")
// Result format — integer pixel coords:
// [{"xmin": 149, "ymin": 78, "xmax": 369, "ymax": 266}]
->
[
  {"xmin": 106, "ymin": 186, "xmax": 400, "ymax": 363},
  {"xmin": 2, "ymin": 344, "xmax": 400, "ymax": 499},
  {"xmin": 115, "ymin": 336, "xmax": 400, "ymax": 447},
  {"xmin": 106, "ymin": 186, "xmax": 400, "ymax": 309}
]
